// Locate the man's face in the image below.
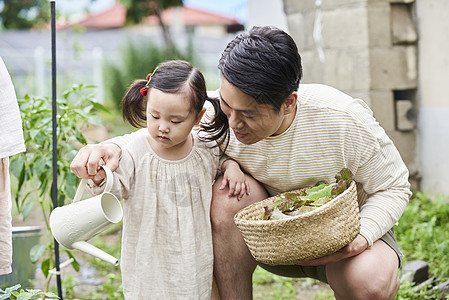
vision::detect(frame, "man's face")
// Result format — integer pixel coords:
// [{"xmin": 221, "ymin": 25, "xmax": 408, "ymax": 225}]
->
[{"xmin": 219, "ymin": 77, "xmax": 290, "ymax": 145}]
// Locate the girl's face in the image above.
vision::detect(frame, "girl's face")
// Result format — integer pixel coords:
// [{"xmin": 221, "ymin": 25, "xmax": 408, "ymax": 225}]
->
[
  {"xmin": 219, "ymin": 77, "xmax": 297, "ymax": 145},
  {"xmin": 146, "ymin": 88, "xmax": 203, "ymax": 154}
]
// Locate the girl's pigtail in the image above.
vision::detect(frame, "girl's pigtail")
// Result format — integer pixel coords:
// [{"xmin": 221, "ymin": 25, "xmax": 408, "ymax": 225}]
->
[
  {"xmin": 122, "ymin": 79, "xmax": 148, "ymax": 128},
  {"xmin": 199, "ymin": 96, "xmax": 230, "ymax": 151}
]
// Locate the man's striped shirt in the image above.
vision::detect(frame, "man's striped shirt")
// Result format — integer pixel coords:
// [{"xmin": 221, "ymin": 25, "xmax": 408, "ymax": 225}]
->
[{"xmin": 213, "ymin": 84, "xmax": 411, "ymax": 246}]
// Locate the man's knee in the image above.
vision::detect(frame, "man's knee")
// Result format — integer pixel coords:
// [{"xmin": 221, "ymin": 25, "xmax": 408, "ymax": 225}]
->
[
  {"xmin": 211, "ymin": 174, "xmax": 267, "ymax": 227},
  {"xmin": 354, "ymin": 274, "xmax": 399, "ymax": 300},
  {"xmin": 329, "ymin": 240, "xmax": 400, "ymax": 300},
  {"xmin": 368, "ymin": 270, "xmax": 399, "ymax": 297},
  {"xmin": 331, "ymin": 268, "xmax": 399, "ymax": 300}
]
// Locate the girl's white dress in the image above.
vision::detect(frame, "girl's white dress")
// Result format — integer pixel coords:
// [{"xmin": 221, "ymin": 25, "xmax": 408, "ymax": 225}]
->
[{"xmin": 90, "ymin": 129, "xmax": 222, "ymax": 299}]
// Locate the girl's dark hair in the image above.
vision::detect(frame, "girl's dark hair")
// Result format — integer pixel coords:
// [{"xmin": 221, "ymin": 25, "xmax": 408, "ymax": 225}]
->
[
  {"xmin": 218, "ymin": 26, "xmax": 303, "ymax": 113},
  {"xmin": 121, "ymin": 60, "xmax": 229, "ymax": 147}
]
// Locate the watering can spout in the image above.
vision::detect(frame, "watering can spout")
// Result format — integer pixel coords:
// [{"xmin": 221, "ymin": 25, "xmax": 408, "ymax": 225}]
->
[{"xmin": 72, "ymin": 241, "xmax": 119, "ymax": 266}]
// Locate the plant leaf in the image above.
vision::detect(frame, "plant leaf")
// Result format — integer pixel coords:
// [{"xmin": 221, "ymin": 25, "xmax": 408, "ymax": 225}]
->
[
  {"xmin": 87, "ymin": 115, "xmax": 103, "ymax": 126},
  {"xmin": 0, "ymin": 293, "xmax": 12, "ymax": 300},
  {"xmin": 302, "ymin": 184, "xmax": 332, "ymax": 200},
  {"xmin": 88, "ymin": 100, "xmax": 110, "ymax": 113},
  {"xmin": 30, "ymin": 244, "xmax": 46, "ymax": 263},
  {"xmin": 39, "ymin": 291, "xmax": 60, "ymax": 299},
  {"xmin": 4, "ymin": 284, "xmax": 21, "ymax": 294},
  {"xmin": 22, "ymin": 200, "xmax": 34, "ymax": 220},
  {"xmin": 66, "ymin": 250, "xmax": 80, "ymax": 272},
  {"xmin": 41, "ymin": 258, "xmax": 50, "ymax": 278},
  {"xmin": 16, "ymin": 291, "xmax": 33, "ymax": 300},
  {"xmin": 9, "ymin": 154, "xmax": 24, "ymax": 179}
]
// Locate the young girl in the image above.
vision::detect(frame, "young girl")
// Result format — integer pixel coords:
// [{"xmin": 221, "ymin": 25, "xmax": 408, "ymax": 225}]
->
[{"xmin": 84, "ymin": 60, "xmax": 247, "ymax": 299}]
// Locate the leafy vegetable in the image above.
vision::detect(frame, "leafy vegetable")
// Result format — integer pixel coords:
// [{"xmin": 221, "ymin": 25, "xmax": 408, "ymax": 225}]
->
[{"xmin": 259, "ymin": 168, "xmax": 353, "ymax": 220}]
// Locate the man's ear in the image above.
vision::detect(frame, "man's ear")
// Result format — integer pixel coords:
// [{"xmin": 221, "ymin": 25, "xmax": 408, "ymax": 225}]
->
[
  {"xmin": 195, "ymin": 107, "xmax": 206, "ymax": 125},
  {"xmin": 283, "ymin": 91, "xmax": 298, "ymax": 115}
]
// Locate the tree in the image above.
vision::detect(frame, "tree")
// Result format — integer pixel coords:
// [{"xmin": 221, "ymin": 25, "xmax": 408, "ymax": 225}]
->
[
  {"xmin": 0, "ymin": 0, "xmax": 50, "ymax": 29},
  {"xmin": 120, "ymin": 0, "xmax": 183, "ymax": 56}
]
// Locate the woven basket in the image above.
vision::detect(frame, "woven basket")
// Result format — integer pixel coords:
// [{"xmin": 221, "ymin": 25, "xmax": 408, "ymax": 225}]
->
[{"xmin": 234, "ymin": 181, "xmax": 360, "ymax": 265}]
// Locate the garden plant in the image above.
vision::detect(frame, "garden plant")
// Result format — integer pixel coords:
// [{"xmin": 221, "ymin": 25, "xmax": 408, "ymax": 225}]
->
[{"xmin": 8, "ymin": 84, "xmax": 108, "ymax": 296}]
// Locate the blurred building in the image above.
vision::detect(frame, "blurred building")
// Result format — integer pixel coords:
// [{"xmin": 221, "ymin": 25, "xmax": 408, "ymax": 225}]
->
[
  {"xmin": 0, "ymin": 3, "xmax": 244, "ymax": 101},
  {"xmin": 61, "ymin": 3, "xmax": 244, "ymax": 36},
  {"xmin": 281, "ymin": 0, "xmax": 449, "ymax": 196}
]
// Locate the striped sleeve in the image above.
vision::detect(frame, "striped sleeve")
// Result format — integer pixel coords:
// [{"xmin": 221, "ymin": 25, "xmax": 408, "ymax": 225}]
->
[{"xmin": 353, "ymin": 120, "xmax": 411, "ymax": 246}]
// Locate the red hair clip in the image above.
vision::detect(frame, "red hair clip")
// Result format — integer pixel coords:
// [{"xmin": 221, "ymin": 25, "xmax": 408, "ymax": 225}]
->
[
  {"xmin": 140, "ymin": 87, "xmax": 148, "ymax": 96},
  {"xmin": 140, "ymin": 72, "xmax": 154, "ymax": 96}
]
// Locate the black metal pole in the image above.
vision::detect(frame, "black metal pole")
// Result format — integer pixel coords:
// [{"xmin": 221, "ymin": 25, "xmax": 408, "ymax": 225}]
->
[{"xmin": 51, "ymin": 1, "xmax": 63, "ymax": 299}]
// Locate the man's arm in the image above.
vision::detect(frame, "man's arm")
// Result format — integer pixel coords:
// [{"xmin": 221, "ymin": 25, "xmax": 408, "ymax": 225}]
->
[{"xmin": 302, "ymin": 100, "xmax": 411, "ymax": 265}]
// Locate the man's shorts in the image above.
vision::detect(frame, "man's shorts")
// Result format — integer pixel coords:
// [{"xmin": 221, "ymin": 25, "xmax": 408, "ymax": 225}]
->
[{"xmin": 258, "ymin": 228, "xmax": 403, "ymax": 284}]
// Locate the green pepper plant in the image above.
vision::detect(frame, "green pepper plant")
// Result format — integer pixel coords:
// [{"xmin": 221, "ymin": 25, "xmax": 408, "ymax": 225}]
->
[{"xmin": 9, "ymin": 84, "xmax": 109, "ymax": 294}]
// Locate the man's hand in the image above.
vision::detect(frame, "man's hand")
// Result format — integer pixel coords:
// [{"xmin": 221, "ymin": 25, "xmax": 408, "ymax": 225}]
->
[
  {"xmin": 298, "ymin": 234, "xmax": 369, "ymax": 266},
  {"xmin": 70, "ymin": 143, "xmax": 121, "ymax": 182}
]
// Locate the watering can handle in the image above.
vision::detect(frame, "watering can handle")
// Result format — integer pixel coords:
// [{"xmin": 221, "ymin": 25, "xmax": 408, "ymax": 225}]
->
[{"xmin": 72, "ymin": 166, "xmax": 114, "ymax": 203}]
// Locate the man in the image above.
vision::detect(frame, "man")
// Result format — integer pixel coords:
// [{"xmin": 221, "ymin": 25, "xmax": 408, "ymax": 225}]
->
[
  {"xmin": 0, "ymin": 56, "xmax": 26, "ymax": 275},
  {"xmin": 71, "ymin": 26, "xmax": 411, "ymax": 299}
]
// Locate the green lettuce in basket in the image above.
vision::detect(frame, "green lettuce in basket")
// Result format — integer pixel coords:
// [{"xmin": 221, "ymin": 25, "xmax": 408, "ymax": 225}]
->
[{"xmin": 260, "ymin": 168, "xmax": 353, "ymax": 220}]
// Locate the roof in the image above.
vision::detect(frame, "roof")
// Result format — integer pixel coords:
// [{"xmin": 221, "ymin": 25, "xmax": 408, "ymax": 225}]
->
[
  {"xmin": 76, "ymin": 2, "xmax": 126, "ymax": 29},
  {"xmin": 143, "ymin": 6, "xmax": 241, "ymax": 26},
  {"xmin": 64, "ymin": 2, "xmax": 241, "ymax": 30}
]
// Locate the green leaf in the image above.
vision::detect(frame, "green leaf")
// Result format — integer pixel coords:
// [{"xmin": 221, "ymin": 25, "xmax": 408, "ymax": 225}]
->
[
  {"xmin": 16, "ymin": 291, "xmax": 34, "ymax": 300},
  {"xmin": 4, "ymin": 284, "xmax": 21, "ymax": 294},
  {"xmin": 66, "ymin": 250, "xmax": 80, "ymax": 272},
  {"xmin": 30, "ymin": 244, "xmax": 46, "ymax": 263},
  {"xmin": 82, "ymin": 104, "xmax": 94, "ymax": 114},
  {"xmin": 335, "ymin": 168, "xmax": 353, "ymax": 183},
  {"xmin": 62, "ymin": 89, "xmax": 72, "ymax": 99},
  {"xmin": 41, "ymin": 258, "xmax": 50, "ymax": 278},
  {"xmin": 22, "ymin": 200, "xmax": 34, "ymax": 220},
  {"xmin": 57, "ymin": 193, "xmax": 66, "ymax": 207},
  {"xmin": 331, "ymin": 180, "xmax": 347, "ymax": 197},
  {"xmin": 0, "ymin": 293, "xmax": 12, "ymax": 300},
  {"xmin": 64, "ymin": 181, "xmax": 76, "ymax": 200},
  {"xmin": 9, "ymin": 154, "xmax": 24, "ymax": 179},
  {"xmin": 89, "ymin": 100, "xmax": 110, "ymax": 113},
  {"xmin": 87, "ymin": 115, "xmax": 103, "ymax": 126},
  {"xmin": 33, "ymin": 155, "xmax": 51, "ymax": 179},
  {"xmin": 39, "ymin": 291, "xmax": 60, "ymax": 299},
  {"xmin": 73, "ymin": 108, "xmax": 89, "ymax": 119},
  {"xmin": 29, "ymin": 129, "xmax": 40, "ymax": 140},
  {"xmin": 15, "ymin": 160, "xmax": 26, "ymax": 198},
  {"xmin": 310, "ymin": 196, "xmax": 332, "ymax": 207},
  {"xmin": 302, "ymin": 184, "xmax": 333, "ymax": 201}
]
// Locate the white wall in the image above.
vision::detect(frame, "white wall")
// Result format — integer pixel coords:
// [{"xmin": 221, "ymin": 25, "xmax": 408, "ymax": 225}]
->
[
  {"xmin": 416, "ymin": 0, "xmax": 449, "ymax": 196},
  {"xmin": 247, "ymin": 0, "xmax": 289, "ymax": 32}
]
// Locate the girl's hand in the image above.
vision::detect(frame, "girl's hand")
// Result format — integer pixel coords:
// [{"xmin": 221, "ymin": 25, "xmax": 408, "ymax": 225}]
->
[
  {"xmin": 71, "ymin": 143, "xmax": 121, "ymax": 181},
  {"xmin": 219, "ymin": 160, "xmax": 250, "ymax": 200}
]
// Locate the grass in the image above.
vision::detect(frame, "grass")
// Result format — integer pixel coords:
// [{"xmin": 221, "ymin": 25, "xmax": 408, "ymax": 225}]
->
[
  {"xmin": 395, "ymin": 192, "xmax": 449, "ymax": 299},
  {"xmin": 12, "ymin": 189, "xmax": 449, "ymax": 299}
]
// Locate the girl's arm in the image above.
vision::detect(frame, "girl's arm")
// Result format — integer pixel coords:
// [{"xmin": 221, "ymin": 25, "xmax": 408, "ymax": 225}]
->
[
  {"xmin": 218, "ymin": 159, "xmax": 250, "ymax": 200},
  {"xmin": 70, "ymin": 129, "xmax": 144, "ymax": 181}
]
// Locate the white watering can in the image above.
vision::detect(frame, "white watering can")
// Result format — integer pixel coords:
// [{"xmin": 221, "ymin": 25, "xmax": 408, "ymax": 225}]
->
[{"xmin": 50, "ymin": 166, "xmax": 123, "ymax": 265}]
